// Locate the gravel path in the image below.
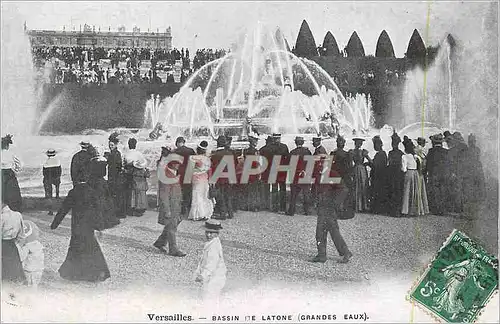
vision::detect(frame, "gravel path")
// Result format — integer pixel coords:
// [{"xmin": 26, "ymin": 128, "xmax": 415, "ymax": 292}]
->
[{"xmin": 2, "ymin": 207, "xmax": 498, "ymax": 323}]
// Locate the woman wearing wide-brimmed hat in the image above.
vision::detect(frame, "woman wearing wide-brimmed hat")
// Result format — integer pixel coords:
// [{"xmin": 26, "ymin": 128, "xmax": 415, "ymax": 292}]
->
[
  {"xmin": 1, "ymin": 134, "xmax": 23, "ymax": 212},
  {"xmin": 348, "ymin": 137, "xmax": 372, "ymax": 212},
  {"xmin": 401, "ymin": 138, "xmax": 429, "ymax": 216}
]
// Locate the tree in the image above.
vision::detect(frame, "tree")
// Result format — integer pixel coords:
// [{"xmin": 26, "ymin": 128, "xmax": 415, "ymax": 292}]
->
[
  {"xmin": 345, "ymin": 31, "xmax": 365, "ymax": 57},
  {"xmin": 322, "ymin": 31, "xmax": 340, "ymax": 57},
  {"xmin": 375, "ymin": 30, "xmax": 395, "ymax": 58},
  {"xmin": 294, "ymin": 20, "xmax": 318, "ymax": 58},
  {"xmin": 406, "ymin": 29, "xmax": 426, "ymax": 59}
]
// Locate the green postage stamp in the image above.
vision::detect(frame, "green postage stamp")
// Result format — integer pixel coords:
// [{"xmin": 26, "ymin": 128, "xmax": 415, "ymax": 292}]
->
[{"xmin": 408, "ymin": 229, "xmax": 498, "ymax": 323}]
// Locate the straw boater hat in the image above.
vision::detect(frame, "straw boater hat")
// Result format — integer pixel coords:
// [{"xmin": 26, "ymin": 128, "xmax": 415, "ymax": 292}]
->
[
  {"xmin": 352, "ymin": 137, "xmax": 365, "ymax": 142},
  {"xmin": 272, "ymin": 133, "xmax": 281, "ymax": 138},
  {"xmin": 204, "ymin": 219, "xmax": 223, "ymax": 233},
  {"xmin": 198, "ymin": 140, "xmax": 208, "ymax": 151},
  {"xmin": 46, "ymin": 149, "xmax": 57, "ymax": 157}
]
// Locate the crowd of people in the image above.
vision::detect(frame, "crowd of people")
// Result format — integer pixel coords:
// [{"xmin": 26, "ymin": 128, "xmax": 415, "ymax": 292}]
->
[
  {"xmin": 1, "ymin": 128, "xmax": 486, "ymax": 305},
  {"xmin": 32, "ymin": 45, "xmax": 228, "ymax": 85}
]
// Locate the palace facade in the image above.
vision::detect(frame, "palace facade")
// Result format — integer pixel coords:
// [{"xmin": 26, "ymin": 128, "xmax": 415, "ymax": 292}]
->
[{"xmin": 26, "ymin": 24, "xmax": 172, "ymax": 50}]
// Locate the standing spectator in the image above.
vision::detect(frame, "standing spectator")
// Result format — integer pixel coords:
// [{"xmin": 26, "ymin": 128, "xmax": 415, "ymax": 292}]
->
[
  {"xmin": 259, "ymin": 136, "xmax": 274, "ymax": 211},
  {"xmin": 426, "ymin": 134, "xmax": 449, "ymax": 215},
  {"xmin": 286, "ymin": 136, "xmax": 312, "ymax": 216},
  {"xmin": 105, "ymin": 133, "xmax": 126, "ymax": 218},
  {"xmin": 270, "ymin": 133, "xmax": 289, "ymax": 213},
  {"xmin": 387, "ymin": 132, "xmax": 405, "ymax": 217},
  {"xmin": 210, "ymin": 136, "xmax": 236, "ymax": 220},
  {"xmin": 311, "ymin": 136, "xmax": 327, "ymax": 207},
  {"xmin": 188, "ymin": 141, "xmax": 214, "ymax": 221},
  {"xmin": 70, "ymin": 141, "xmax": 92, "ymax": 186},
  {"xmin": 173, "ymin": 137, "xmax": 196, "ymax": 216},
  {"xmin": 464, "ymin": 134, "xmax": 485, "ymax": 206},
  {"xmin": 349, "ymin": 138, "xmax": 371, "ymax": 212},
  {"xmin": 43, "ymin": 149, "xmax": 62, "ymax": 216},
  {"xmin": 2, "ymin": 135, "xmax": 23, "ymax": 212},
  {"xmin": 447, "ymin": 132, "xmax": 468, "ymax": 213},
  {"xmin": 401, "ymin": 137, "xmax": 429, "ymax": 216},
  {"xmin": 369, "ymin": 136, "xmax": 388, "ymax": 214},
  {"xmin": 123, "ymin": 138, "xmax": 149, "ymax": 216},
  {"xmin": 241, "ymin": 135, "xmax": 261, "ymax": 211}
]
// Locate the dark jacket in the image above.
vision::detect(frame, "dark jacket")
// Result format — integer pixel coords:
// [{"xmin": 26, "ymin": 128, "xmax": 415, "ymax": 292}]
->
[{"xmin": 70, "ymin": 150, "xmax": 92, "ymax": 184}]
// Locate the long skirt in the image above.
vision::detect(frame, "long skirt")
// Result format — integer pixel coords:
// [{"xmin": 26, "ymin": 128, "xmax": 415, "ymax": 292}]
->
[
  {"xmin": 2, "ymin": 169, "xmax": 22, "ymax": 212},
  {"xmin": 402, "ymin": 170, "xmax": 429, "ymax": 216},
  {"xmin": 387, "ymin": 166, "xmax": 404, "ymax": 217},
  {"xmin": 353, "ymin": 165, "xmax": 369, "ymax": 212},
  {"xmin": 189, "ymin": 175, "xmax": 214, "ymax": 221},
  {"xmin": 128, "ymin": 175, "xmax": 148, "ymax": 211},
  {"xmin": 1, "ymin": 239, "xmax": 26, "ymax": 283},
  {"xmin": 59, "ymin": 229, "xmax": 110, "ymax": 282}
]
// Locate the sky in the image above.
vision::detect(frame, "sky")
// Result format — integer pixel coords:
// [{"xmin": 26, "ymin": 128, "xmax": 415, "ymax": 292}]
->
[{"xmin": 1, "ymin": 1, "xmax": 497, "ymax": 57}]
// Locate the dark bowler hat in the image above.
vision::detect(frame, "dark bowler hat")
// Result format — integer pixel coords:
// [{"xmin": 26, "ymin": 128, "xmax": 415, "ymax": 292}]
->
[
  {"xmin": 204, "ymin": 219, "xmax": 223, "ymax": 233},
  {"xmin": 46, "ymin": 149, "xmax": 57, "ymax": 157},
  {"xmin": 372, "ymin": 135, "xmax": 382, "ymax": 144},
  {"xmin": 312, "ymin": 136, "xmax": 322, "ymax": 142},
  {"xmin": 265, "ymin": 135, "xmax": 273, "ymax": 143},
  {"xmin": 295, "ymin": 136, "xmax": 305, "ymax": 142},
  {"xmin": 175, "ymin": 136, "xmax": 186, "ymax": 145},
  {"xmin": 336, "ymin": 135, "xmax": 346, "ymax": 143}
]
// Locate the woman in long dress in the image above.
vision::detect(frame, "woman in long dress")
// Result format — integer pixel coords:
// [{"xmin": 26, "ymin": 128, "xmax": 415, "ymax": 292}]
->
[
  {"xmin": 189, "ymin": 141, "xmax": 214, "ymax": 221},
  {"xmin": 50, "ymin": 145, "xmax": 114, "ymax": 282},
  {"xmin": 349, "ymin": 138, "xmax": 371, "ymax": 212},
  {"xmin": 401, "ymin": 138, "xmax": 429, "ymax": 216},
  {"xmin": 1, "ymin": 135, "xmax": 22, "ymax": 212},
  {"xmin": 387, "ymin": 132, "xmax": 405, "ymax": 217}
]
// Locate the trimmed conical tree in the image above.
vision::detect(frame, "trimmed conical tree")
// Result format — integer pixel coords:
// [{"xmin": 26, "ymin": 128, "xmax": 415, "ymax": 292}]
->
[
  {"xmin": 345, "ymin": 31, "xmax": 365, "ymax": 57},
  {"xmin": 375, "ymin": 30, "xmax": 395, "ymax": 58},
  {"xmin": 322, "ymin": 31, "xmax": 340, "ymax": 57},
  {"xmin": 295, "ymin": 20, "xmax": 318, "ymax": 58},
  {"xmin": 406, "ymin": 29, "xmax": 426, "ymax": 59}
]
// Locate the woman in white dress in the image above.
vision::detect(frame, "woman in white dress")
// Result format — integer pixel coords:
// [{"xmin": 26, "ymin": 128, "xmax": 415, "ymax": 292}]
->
[
  {"xmin": 189, "ymin": 141, "xmax": 214, "ymax": 221},
  {"xmin": 401, "ymin": 137, "xmax": 429, "ymax": 216}
]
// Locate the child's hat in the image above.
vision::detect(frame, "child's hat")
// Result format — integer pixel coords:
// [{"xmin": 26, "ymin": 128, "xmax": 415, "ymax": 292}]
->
[{"xmin": 204, "ymin": 219, "xmax": 223, "ymax": 233}]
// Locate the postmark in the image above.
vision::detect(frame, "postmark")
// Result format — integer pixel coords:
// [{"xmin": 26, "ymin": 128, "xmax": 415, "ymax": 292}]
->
[{"xmin": 408, "ymin": 229, "xmax": 498, "ymax": 323}]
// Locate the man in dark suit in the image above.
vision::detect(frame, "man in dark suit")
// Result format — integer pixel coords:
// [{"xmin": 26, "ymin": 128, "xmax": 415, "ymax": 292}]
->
[
  {"xmin": 311, "ymin": 157, "xmax": 353, "ymax": 263},
  {"xmin": 331, "ymin": 135, "xmax": 355, "ymax": 220},
  {"xmin": 173, "ymin": 136, "xmax": 196, "ymax": 216},
  {"xmin": 210, "ymin": 136, "xmax": 237, "ymax": 219},
  {"xmin": 259, "ymin": 136, "xmax": 274, "ymax": 211},
  {"xmin": 287, "ymin": 136, "xmax": 312, "ymax": 216},
  {"xmin": 426, "ymin": 134, "xmax": 449, "ymax": 216},
  {"xmin": 70, "ymin": 141, "xmax": 92, "ymax": 186},
  {"xmin": 241, "ymin": 135, "xmax": 261, "ymax": 211},
  {"xmin": 270, "ymin": 133, "xmax": 289, "ymax": 213},
  {"xmin": 311, "ymin": 136, "xmax": 327, "ymax": 207}
]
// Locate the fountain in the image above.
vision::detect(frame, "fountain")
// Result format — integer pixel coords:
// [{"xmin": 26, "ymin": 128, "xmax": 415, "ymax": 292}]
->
[
  {"xmin": 400, "ymin": 35, "xmax": 457, "ymax": 133},
  {"xmin": 143, "ymin": 23, "xmax": 369, "ymax": 140},
  {"xmin": 1, "ymin": 15, "xmax": 37, "ymax": 136}
]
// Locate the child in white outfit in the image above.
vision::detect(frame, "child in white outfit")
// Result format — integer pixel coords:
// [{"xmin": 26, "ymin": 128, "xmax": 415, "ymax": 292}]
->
[
  {"xmin": 194, "ymin": 220, "xmax": 227, "ymax": 303},
  {"xmin": 16, "ymin": 220, "xmax": 44, "ymax": 289}
]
